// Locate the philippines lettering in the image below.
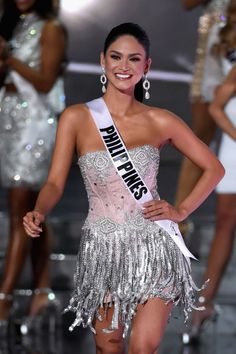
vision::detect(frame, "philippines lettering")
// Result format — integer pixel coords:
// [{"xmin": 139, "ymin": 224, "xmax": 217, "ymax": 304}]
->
[{"xmin": 100, "ymin": 125, "xmax": 148, "ymax": 200}]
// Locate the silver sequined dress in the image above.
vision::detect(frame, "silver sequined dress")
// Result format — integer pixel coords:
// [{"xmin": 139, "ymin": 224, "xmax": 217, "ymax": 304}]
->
[
  {"xmin": 66, "ymin": 145, "xmax": 200, "ymax": 337},
  {"xmin": 0, "ymin": 13, "xmax": 65, "ymax": 189}
]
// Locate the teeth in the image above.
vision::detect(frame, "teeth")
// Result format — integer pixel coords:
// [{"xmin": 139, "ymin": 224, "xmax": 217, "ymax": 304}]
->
[{"xmin": 116, "ymin": 74, "xmax": 131, "ymax": 79}]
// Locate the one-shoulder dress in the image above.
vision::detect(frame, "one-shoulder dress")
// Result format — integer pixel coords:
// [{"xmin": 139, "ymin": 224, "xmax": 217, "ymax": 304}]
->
[{"xmin": 66, "ymin": 145, "xmax": 199, "ymax": 337}]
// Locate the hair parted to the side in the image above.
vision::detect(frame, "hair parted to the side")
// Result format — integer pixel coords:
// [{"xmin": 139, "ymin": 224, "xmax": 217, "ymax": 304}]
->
[
  {"xmin": 0, "ymin": 0, "xmax": 57, "ymax": 40},
  {"xmin": 103, "ymin": 23, "xmax": 150, "ymax": 102}
]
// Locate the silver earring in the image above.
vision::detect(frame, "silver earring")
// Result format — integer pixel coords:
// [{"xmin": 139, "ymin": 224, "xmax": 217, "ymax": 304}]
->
[
  {"xmin": 143, "ymin": 75, "xmax": 150, "ymax": 99},
  {"xmin": 100, "ymin": 68, "xmax": 107, "ymax": 93}
]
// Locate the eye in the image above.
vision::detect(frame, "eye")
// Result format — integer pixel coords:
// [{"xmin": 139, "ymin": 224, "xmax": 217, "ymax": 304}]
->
[
  {"xmin": 130, "ymin": 57, "xmax": 141, "ymax": 62},
  {"xmin": 110, "ymin": 54, "xmax": 120, "ymax": 60}
]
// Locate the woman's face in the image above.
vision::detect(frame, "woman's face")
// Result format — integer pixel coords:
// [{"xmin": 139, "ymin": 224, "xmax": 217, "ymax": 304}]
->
[
  {"xmin": 15, "ymin": 0, "xmax": 36, "ymax": 13},
  {"xmin": 101, "ymin": 35, "xmax": 151, "ymax": 95}
]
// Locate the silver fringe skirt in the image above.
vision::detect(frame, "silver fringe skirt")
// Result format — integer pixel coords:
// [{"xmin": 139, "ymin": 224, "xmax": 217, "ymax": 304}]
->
[{"xmin": 65, "ymin": 217, "xmax": 201, "ymax": 337}]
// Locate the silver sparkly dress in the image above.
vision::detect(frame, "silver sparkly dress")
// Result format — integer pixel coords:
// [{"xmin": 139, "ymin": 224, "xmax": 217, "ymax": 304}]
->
[
  {"xmin": 190, "ymin": 0, "xmax": 229, "ymax": 101},
  {"xmin": 66, "ymin": 145, "xmax": 199, "ymax": 337},
  {"xmin": 0, "ymin": 13, "xmax": 65, "ymax": 189}
]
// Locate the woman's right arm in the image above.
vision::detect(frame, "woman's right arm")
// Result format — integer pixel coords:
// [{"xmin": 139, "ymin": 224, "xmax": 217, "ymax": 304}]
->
[
  {"xmin": 23, "ymin": 106, "xmax": 79, "ymax": 237},
  {"xmin": 182, "ymin": 0, "xmax": 210, "ymax": 10}
]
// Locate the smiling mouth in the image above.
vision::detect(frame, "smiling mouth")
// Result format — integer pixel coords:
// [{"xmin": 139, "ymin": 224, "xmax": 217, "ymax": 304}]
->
[{"xmin": 115, "ymin": 73, "xmax": 132, "ymax": 80}]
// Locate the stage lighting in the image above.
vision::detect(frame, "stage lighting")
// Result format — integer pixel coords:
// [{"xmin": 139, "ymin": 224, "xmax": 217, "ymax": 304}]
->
[{"xmin": 61, "ymin": 0, "xmax": 94, "ymax": 13}]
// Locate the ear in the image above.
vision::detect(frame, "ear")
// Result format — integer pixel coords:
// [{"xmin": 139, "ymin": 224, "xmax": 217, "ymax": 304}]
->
[
  {"xmin": 100, "ymin": 52, "xmax": 105, "ymax": 69},
  {"xmin": 144, "ymin": 58, "xmax": 152, "ymax": 75}
]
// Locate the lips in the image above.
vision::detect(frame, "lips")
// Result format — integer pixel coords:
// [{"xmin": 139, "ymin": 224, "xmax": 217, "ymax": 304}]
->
[{"xmin": 115, "ymin": 73, "xmax": 132, "ymax": 80}]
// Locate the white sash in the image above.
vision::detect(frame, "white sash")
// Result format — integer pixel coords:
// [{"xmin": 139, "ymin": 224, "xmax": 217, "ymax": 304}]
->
[{"xmin": 86, "ymin": 97, "xmax": 197, "ymax": 263}]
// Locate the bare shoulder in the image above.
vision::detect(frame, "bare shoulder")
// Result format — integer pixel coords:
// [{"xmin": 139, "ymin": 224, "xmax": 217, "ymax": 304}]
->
[
  {"xmin": 59, "ymin": 103, "xmax": 89, "ymax": 126},
  {"xmin": 145, "ymin": 105, "xmax": 185, "ymax": 128},
  {"xmin": 41, "ymin": 19, "xmax": 65, "ymax": 39},
  {"xmin": 139, "ymin": 104, "xmax": 190, "ymax": 143}
]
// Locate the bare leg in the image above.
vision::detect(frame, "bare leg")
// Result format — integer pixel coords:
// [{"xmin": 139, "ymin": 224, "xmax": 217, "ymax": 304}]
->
[
  {"xmin": 175, "ymin": 101, "xmax": 216, "ymax": 205},
  {"xmin": 128, "ymin": 298, "xmax": 173, "ymax": 354},
  {"xmin": 0, "ymin": 188, "xmax": 35, "ymax": 319},
  {"xmin": 93, "ymin": 306, "xmax": 126, "ymax": 354},
  {"xmin": 0, "ymin": 187, "xmax": 51, "ymax": 319},
  {"xmin": 192, "ymin": 193, "xmax": 236, "ymax": 325},
  {"xmin": 29, "ymin": 223, "xmax": 51, "ymax": 315}
]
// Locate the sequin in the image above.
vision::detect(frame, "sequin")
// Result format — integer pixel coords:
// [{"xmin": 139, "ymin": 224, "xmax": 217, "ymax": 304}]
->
[
  {"xmin": 65, "ymin": 146, "xmax": 202, "ymax": 337},
  {"xmin": 47, "ymin": 118, "xmax": 54, "ymax": 124},
  {"xmin": 0, "ymin": 13, "xmax": 65, "ymax": 189}
]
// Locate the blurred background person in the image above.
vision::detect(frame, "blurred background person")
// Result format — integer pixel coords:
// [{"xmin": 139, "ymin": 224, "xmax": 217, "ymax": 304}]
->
[
  {"xmin": 176, "ymin": 0, "xmax": 229, "ymax": 232},
  {"xmin": 0, "ymin": 0, "xmax": 66, "ymax": 334},
  {"xmin": 184, "ymin": 0, "xmax": 236, "ymax": 342}
]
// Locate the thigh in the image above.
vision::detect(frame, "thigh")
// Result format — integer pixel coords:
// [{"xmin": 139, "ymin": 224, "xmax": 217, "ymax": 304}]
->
[
  {"xmin": 93, "ymin": 305, "xmax": 126, "ymax": 354},
  {"xmin": 216, "ymin": 193, "xmax": 236, "ymax": 228},
  {"xmin": 8, "ymin": 187, "xmax": 38, "ymax": 217},
  {"xmin": 128, "ymin": 297, "xmax": 173, "ymax": 354}
]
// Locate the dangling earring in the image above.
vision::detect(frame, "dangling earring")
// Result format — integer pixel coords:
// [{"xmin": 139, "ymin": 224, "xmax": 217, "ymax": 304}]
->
[
  {"xmin": 143, "ymin": 74, "xmax": 150, "ymax": 99},
  {"xmin": 100, "ymin": 67, "xmax": 107, "ymax": 93}
]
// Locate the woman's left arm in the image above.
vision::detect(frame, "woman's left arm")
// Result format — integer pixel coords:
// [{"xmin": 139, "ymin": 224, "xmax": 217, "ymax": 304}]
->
[
  {"xmin": 5, "ymin": 20, "xmax": 66, "ymax": 92},
  {"xmin": 143, "ymin": 112, "xmax": 224, "ymax": 222}
]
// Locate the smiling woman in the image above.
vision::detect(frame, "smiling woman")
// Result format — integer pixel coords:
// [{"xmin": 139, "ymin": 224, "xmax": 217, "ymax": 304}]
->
[
  {"xmin": 23, "ymin": 22, "xmax": 224, "ymax": 354},
  {"xmin": 100, "ymin": 34, "xmax": 151, "ymax": 100}
]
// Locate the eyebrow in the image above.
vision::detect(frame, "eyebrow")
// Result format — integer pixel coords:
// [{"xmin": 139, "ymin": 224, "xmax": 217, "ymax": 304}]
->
[{"xmin": 109, "ymin": 50, "xmax": 143, "ymax": 57}]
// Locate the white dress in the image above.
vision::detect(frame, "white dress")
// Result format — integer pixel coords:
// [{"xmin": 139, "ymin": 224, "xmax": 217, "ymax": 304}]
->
[{"xmin": 216, "ymin": 58, "xmax": 236, "ymax": 193}]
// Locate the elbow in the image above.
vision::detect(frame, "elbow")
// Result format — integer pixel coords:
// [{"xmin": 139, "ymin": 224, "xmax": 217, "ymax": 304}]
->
[
  {"xmin": 34, "ymin": 79, "xmax": 56, "ymax": 93},
  {"xmin": 215, "ymin": 160, "xmax": 225, "ymax": 182},
  {"xmin": 35, "ymin": 83, "xmax": 54, "ymax": 93}
]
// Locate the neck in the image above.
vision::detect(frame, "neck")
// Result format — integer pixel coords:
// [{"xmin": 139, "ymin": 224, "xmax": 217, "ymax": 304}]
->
[{"xmin": 103, "ymin": 86, "xmax": 136, "ymax": 116}]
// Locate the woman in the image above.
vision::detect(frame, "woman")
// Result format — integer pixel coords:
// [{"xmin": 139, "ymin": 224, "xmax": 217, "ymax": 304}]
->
[
  {"xmin": 176, "ymin": 0, "xmax": 229, "ymax": 219},
  {"xmin": 23, "ymin": 23, "xmax": 224, "ymax": 354},
  {"xmin": 185, "ymin": 0, "xmax": 236, "ymax": 342},
  {"xmin": 0, "ymin": 0, "xmax": 66, "ymax": 331}
]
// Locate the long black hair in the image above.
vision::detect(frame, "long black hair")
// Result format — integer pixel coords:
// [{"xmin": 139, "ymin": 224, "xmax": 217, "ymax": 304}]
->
[
  {"xmin": 103, "ymin": 23, "xmax": 150, "ymax": 102},
  {"xmin": 0, "ymin": 0, "xmax": 57, "ymax": 40}
]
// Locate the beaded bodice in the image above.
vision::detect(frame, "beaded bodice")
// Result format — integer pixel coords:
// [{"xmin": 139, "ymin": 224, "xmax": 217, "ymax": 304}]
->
[{"xmin": 78, "ymin": 145, "xmax": 160, "ymax": 225}]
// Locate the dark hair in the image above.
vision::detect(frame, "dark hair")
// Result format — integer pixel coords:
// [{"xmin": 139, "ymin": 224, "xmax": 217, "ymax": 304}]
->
[
  {"xmin": 0, "ymin": 0, "xmax": 57, "ymax": 40},
  {"xmin": 103, "ymin": 23, "xmax": 150, "ymax": 102}
]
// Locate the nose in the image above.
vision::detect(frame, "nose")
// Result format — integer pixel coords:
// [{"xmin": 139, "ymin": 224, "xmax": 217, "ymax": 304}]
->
[{"xmin": 119, "ymin": 58, "xmax": 129, "ymax": 71}]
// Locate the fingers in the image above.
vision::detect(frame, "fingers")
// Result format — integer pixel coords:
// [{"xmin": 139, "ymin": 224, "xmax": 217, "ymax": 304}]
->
[
  {"xmin": 23, "ymin": 211, "xmax": 44, "ymax": 238},
  {"xmin": 142, "ymin": 200, "xmax": 175, "ymax": 221}
]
